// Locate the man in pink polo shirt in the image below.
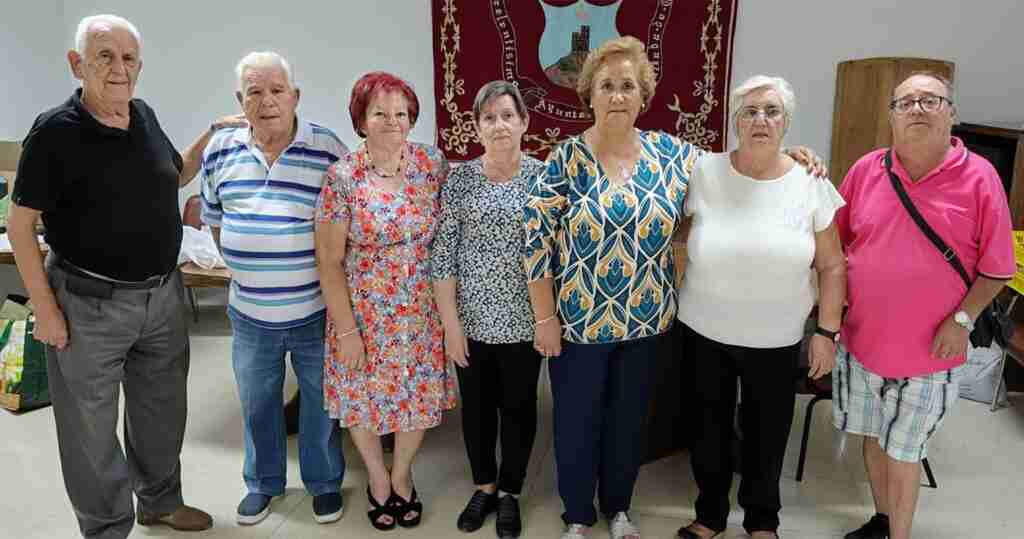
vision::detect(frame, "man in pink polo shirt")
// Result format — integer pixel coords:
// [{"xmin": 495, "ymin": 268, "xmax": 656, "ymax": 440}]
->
[{"xmin": 833, "ymin": 72, "xmax": 1014, "ymax": 539}]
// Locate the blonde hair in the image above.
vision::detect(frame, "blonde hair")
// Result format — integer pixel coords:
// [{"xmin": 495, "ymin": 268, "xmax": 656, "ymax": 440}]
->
[{"xmin": 576, "ymin": 36, "xmax": 656, "ymax": 111}]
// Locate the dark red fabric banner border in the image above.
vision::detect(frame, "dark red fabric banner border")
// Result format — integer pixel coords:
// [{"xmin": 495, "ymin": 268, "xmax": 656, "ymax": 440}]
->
[{"xmin": 431, "ymin": 0, "xmax": 738, "ymax": 160}]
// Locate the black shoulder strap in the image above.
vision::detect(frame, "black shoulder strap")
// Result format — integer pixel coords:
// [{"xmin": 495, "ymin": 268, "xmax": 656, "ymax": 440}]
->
[{"xmin": 883, "ymin": 151, "xmax": 973, "ymax": 290}]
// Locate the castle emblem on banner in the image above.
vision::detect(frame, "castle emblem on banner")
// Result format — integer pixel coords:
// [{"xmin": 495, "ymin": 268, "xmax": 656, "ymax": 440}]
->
[
  {"xmin": 432, "ymin": 0, "xmax": 738, "ymax": 159},
  {"xmin": 539, "ymin": 1, "xmax": 621, "ymax": 90}
]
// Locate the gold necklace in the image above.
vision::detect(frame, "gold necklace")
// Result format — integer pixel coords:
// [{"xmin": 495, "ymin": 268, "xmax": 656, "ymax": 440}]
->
[{"xmin": 367, "ymin": 146, "xmax": 404, "ymax": 178}]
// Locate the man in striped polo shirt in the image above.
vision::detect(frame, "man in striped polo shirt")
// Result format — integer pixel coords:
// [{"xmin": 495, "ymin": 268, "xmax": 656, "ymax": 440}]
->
[{"xmin": 198, "ymin": 51, "xmax": 348, "ymax": 526}]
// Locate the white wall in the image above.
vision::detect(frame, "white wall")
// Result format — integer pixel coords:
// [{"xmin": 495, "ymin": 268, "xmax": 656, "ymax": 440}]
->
[
  {"xmin": 59, "ymin": 1, "xmax": 436, "ymax": 203},
  {"xmin": 729, "ymin": 0, "xmax": 1024, "ymax": 157},
  {"xmin": 3, "ymin": 0, "xmax": 1022, "ymax": 166},
  {"xmin": 0, "ymin": 0, "xmax": 67, "ymax": 141}
]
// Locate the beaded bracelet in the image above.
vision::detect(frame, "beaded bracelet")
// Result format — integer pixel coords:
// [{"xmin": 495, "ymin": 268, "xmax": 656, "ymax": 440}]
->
[{"xmin": 338, "ymin": 327, "xmax": 360, "ymax": 338}]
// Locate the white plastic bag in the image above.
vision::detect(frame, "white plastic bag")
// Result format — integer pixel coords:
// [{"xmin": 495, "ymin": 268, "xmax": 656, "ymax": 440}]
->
[
  {"xmin": 177, "ymin": 226, "xmax": 226, "ymax": 269},
  {"xmin": 958, "ymin": 343, "xmax": 1008, "ymax": 406}
]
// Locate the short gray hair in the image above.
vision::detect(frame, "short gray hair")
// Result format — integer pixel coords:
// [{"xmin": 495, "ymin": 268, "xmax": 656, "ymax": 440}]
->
[
  {"xmin": 730, "ymin": 75, "xmax": 796, "ymax": 123},
  {"xmin": 235, "ymin": 51, "xmax": 295, "ymax": 91},
  {"xmin": 75, "ymin": 14, "xmax": 142, "ymax": 53},
  {"xmin": 472, "ymin": 81, "xmax": 529, "ymax": 124},
  {"xmin": 892, "ymin": 71, "xmax": 955, "ymax": 103}
]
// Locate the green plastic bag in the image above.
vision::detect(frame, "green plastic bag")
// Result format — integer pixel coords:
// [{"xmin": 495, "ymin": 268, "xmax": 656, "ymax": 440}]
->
[{"xmin": 0, "ymin": 317, "xmax": 50, "ymax": 411}]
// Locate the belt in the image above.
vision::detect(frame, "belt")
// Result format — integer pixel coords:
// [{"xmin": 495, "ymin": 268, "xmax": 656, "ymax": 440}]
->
[{"xmin": 54, "ymin": 255, "xmax": 174, "ymax": 290}]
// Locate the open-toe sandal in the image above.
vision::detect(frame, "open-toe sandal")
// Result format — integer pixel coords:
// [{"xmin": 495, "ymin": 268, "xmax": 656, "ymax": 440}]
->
[
  {"xmin": 366, "ymin": 486, "xmax": 396, "ymax": 531},
  {"xmin": 391, "ymin": 487, "xmax": 422, "ymax": 528}
]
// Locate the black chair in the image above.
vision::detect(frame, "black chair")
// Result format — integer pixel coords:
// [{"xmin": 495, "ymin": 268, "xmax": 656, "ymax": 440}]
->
[{"xmin": 794, "ymin": 373, "xmax": 937, "ymax": 489}]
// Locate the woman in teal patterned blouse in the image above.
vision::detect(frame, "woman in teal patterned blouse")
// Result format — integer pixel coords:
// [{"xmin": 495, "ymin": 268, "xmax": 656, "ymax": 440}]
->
[
  {"xmin": 523, "ymin": 35, "xmax": 692, "ymax": 539},
  {"xmin": 523, "ymin": 37, "xmax": 822, "ymax": 539}
]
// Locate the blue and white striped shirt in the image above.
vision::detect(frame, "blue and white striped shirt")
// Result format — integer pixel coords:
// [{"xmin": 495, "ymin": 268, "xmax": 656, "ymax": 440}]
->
[{"xmin": 200, "ymin": 119, "xmax": 348, "ymax": 329}]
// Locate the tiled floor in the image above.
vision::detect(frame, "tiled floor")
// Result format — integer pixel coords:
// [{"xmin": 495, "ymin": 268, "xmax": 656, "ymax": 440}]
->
[{"xmin": 3, "ymin": 294, "xmax": 1023, "ymax": 538}]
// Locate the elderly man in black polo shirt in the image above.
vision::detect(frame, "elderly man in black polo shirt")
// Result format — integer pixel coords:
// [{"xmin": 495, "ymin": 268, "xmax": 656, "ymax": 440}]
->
[{"xmin": 8, "ymin": 14, "xmax": 212, "ymax": 538}]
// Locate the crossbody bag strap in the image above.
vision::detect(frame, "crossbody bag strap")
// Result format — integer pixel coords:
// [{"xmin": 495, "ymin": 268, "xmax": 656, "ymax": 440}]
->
[{"xmin": 883, "ymin": 150, "xmax": 973, "ymax": 290}]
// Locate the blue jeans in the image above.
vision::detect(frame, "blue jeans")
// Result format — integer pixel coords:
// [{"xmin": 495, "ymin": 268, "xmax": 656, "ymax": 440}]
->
[{"xmin": 229, "ymin": 310, "xmax": 343, "ymax": 496}]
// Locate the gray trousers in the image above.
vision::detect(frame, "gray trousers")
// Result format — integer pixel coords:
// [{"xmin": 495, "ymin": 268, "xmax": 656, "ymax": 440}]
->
[{"xmin": 45, "ymin": 261, "xmax": 190, "ymax": 539}]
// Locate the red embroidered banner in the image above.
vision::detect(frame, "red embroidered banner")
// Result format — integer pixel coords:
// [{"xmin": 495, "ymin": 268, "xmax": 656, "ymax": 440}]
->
[{"xmin": 431, "ymin": 0, "xmax": 738, "ymax": 160}]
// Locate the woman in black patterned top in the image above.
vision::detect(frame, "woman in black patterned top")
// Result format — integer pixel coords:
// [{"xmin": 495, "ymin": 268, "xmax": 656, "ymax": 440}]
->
[{"xmin": 431, "ymin": 81, "xmax": 545, "ymax": 539}]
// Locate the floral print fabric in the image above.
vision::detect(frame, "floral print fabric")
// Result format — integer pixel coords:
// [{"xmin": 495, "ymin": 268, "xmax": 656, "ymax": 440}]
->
[
  {"xmin": 430, "ymin": 156, "xmax": 546, "ymax": 343},
  {"xmin": 316, "ymin": 142, "xmax": 456, "ymax": 434}
]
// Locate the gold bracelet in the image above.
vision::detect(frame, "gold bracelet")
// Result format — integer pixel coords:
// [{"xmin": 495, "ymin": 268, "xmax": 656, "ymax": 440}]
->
[
  {"xmin": 338, "ymin": 327, "xmax": 359, "ymax": 338},
  {"xmin": 534, "ymin": 315, "xmax": 557, "ymax": 326}
]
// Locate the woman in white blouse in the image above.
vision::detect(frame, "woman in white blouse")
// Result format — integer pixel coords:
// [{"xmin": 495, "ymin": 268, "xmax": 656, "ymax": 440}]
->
[{"xmin": 675, "ymin": 76, "xmax": 846, "ymax": 539}]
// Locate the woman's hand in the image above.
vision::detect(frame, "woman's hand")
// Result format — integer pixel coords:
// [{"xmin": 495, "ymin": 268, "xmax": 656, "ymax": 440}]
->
[
  {"xmin": 533, "ymin": 317, "xmax": 562, "ymax": 358},
  {"xmin": 444, "ymin": 321, "xmax": 470, "ymax": 368},
  {"xmin": 338, "ymin": 330, "xmax": 366, "ymax": 370},
  {"xmin": 807, "ymin": 334, "xmax": 836, "ymax": 379},
  {"xmin": 785, "ymin": 145, "xmax": 828, "ymax": 178}
]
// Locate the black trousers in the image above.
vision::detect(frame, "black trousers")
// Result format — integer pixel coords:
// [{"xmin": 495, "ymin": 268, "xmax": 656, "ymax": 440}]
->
[
  {"xmin": 683, "ymin": 323, "xmax": 799, "ymax": 534},
  {"xmin": 456, "ymin": 339, "xmax": 543, "ymax": 494}
]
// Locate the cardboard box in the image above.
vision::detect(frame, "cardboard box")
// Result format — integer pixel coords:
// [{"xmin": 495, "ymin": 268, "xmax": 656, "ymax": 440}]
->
[
  {"xmin": 0, "ymin": 141, "xmax": 20, "ymax": 169},
  {"xmin": 0, "ymin": 140, "xmax": 21, "ymax": 194}
]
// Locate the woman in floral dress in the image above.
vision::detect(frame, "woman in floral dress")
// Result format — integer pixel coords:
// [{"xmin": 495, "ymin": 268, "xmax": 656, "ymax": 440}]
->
[{"xmin": 315, "ymin": 71, "xmax": 454, "ymax": 531}]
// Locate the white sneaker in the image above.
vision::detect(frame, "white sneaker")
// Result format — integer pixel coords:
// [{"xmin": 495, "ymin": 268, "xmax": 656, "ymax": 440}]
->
[
  {"xmin": 561, "ymin": 523, "xmax": 589, "ymax": 538},
  {"xmin": 609, "ymin": 512, "xmax": 640, "ymax": 539}
]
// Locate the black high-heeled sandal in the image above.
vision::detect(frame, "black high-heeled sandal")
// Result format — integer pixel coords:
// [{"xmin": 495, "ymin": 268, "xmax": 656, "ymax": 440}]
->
[
  {"xmin": 390, "ymin": 487, "xmax": 422, "ymax": 528},
  {"xmin": 366, "ymin": 486, "xmax": 396, "ymax": 531}
]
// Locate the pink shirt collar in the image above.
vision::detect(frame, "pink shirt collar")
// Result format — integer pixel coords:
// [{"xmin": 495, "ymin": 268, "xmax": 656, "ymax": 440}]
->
[{"xmin": 888, "ymin": 136, "xmax": 968, "ymax": 185}]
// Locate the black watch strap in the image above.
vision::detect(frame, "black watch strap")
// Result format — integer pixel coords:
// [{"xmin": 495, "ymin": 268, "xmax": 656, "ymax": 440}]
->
[{"xmin": 814, "ymin": 325, "xmax": 839, "ymax": 342}]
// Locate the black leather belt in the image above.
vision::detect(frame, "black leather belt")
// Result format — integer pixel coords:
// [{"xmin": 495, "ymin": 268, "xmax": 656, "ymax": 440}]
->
[{"xmin": 54, "ymin": 255, "xmax": 174, "ymax": 290}]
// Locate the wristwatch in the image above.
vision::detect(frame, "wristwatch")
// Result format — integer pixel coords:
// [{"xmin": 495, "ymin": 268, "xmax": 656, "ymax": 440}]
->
[
  {"xmin": 953, "ymin": 310, "xmax": 975, "ymax": 331},
  {"xmin": 814, "ymin": 325, "xmax": 840, "ymax": 343}
]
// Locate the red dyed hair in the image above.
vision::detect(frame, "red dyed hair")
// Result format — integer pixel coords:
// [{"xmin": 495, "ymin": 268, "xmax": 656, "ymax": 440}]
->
[{"xmin": 349, "ymin": 71, "xmax": 420, "ymax": 138}]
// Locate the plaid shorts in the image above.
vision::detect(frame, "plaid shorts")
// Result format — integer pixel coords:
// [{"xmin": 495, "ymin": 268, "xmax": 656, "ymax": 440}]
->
[{"xmin": 832, "ymin": 344, "xmax": 963, "ymax": 463}]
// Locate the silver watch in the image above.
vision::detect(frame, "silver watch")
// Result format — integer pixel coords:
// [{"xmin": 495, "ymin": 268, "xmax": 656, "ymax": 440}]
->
[{"xmin": 953, "ymin": 310, "xmax": 974, "ymax": 331}]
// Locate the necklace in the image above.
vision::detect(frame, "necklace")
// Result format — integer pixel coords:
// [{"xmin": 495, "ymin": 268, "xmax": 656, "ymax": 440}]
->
[
  {"xmin": 366, "ymin": 146, "xmax": 404, "ymax": 178},
  {"xmin": 617, "ymin": 164, "xmax": 632, "ymax": 183}
]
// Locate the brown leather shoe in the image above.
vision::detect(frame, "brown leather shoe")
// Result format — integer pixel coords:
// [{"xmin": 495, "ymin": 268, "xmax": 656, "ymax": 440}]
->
[{"xmin": 137, "ymin": 504, "xmax": 213, "ymax": 531}]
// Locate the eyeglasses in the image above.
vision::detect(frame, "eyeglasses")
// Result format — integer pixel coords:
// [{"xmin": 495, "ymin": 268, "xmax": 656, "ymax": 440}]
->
[
  {"xmin": 889, "ymin": 95, "xmax": 953, "ymax": 114},
  {"xmin": 736, "ymin": 106, "xmax": 784, "ymax": 122}
]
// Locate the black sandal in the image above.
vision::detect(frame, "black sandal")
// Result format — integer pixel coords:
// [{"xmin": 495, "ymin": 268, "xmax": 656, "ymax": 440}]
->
[
  {"xmin": 366, "ymin": 486, "xmax": 396, "ymax": 531},
  {"xmin": 391, "ymin": 487, "xmax": 422, "ymax": 528},
  {"xmin": 677, "ymin": 522, "xmax": 723, "ymax": 539}
]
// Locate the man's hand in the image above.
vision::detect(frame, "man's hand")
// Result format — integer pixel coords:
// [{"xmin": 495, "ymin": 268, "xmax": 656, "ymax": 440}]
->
[
  {"xmin": 210, "ymin": 114, "xmax": 247, "ymax": 132},
  {"xmin": 34, "ymin": 302, "xmax": 69, "ymax": 350},
  {"xmin": 785, "ymin": 145, "xmax": 828, "ymax": 178},
  {"xmin": 931, "ymin": 315, "xmax": 969, "ymax": 360}
]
